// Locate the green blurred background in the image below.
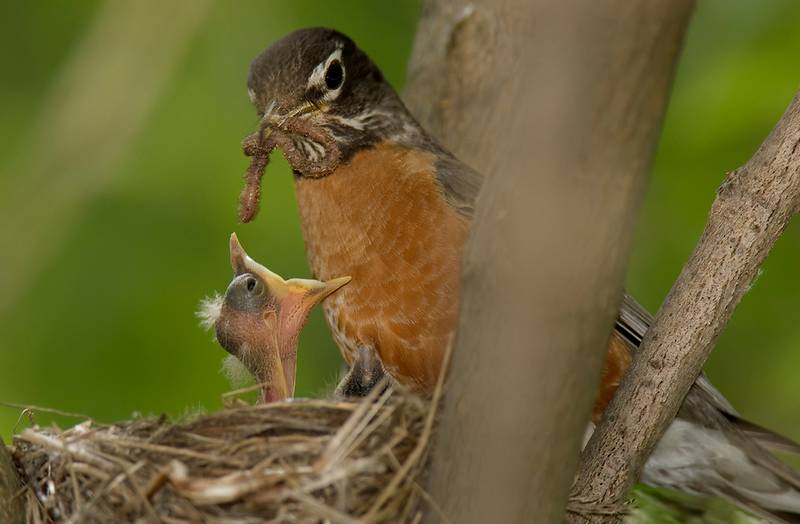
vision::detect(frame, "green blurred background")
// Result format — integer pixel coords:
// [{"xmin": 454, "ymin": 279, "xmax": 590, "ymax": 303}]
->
[{"xmin": 0, "ymin": 0, "xmax": 798, "ymax": 459}]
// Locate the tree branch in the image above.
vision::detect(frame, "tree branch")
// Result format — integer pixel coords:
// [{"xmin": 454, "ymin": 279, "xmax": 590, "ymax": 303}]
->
[
  {"xmin": 406, "ymin": 1, "xmax": 693, "ymax": 522},
  {"xmin": 0, "ymin": 438, "xmax": 24, "ymax": 524},
  {"xmin": 570, "ymin": 90, "xmax": 800, "ymax": 522}
]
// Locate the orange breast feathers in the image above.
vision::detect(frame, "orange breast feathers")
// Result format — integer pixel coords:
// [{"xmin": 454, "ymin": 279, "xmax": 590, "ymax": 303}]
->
[
  {"xmin": 294, "ymin": 143, "xmax": 470, "ymax": 391},
  {"xmin": 592, "ymin": 332, "xmax": 634, "ymax": 422}
]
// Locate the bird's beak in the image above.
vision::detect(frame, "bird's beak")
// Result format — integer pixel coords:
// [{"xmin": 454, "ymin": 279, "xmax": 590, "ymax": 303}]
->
[
  {"xmin": 264, "ymin": 100, "xmax": 318, "ymax": 129},
  {"xmin": 229, "ymin": 232, "xmax": 289, "ymax": 296},
  {"xmin": 229, "ymin": 232, "xmax": 350, "ymax": 304},
  {"xmin": 286, "ymin": 276, "xmax": 352, "ymax": 308},
  {"xmin": 267, "ymin": 275, "xmax": 350, "ymax": 402}
]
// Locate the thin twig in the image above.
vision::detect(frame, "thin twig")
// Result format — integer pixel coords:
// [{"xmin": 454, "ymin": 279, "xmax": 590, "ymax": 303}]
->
[
  {"xmin": 364, "ymin": 344, "xmax": 451, "ymax": 520},
  {"xmin": 1, "ymin": 402, "xmax": 96, "ymax": 422}
]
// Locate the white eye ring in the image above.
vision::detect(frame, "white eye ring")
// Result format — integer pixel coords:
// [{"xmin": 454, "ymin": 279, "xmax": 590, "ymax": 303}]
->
[{"xmin": 307, "ymin": 46, "xmax": 345, "ymax": 102}]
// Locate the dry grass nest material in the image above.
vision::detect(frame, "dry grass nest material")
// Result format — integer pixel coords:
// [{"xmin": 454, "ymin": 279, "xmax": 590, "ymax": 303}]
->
[{"xmin": 11, "ymin": 381, "xmax": 441, "ymax": 523}]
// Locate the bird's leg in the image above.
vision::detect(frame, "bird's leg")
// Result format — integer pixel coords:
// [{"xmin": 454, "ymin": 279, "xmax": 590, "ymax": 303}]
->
[{"xmin": 335, "ymin": 345, "xmax": 387, "ymax": 398}]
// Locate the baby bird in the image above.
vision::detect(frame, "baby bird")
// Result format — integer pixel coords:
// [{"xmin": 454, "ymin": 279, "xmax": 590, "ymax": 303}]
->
[{"xmin": 202, "ymin": 233, "xmax": 350, "ymax": 403}]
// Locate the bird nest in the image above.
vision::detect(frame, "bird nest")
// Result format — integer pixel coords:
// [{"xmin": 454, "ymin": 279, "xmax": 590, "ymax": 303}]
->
[{"xmin": 10, "ymin": 383, "xmax": 438, "ymax": 523}]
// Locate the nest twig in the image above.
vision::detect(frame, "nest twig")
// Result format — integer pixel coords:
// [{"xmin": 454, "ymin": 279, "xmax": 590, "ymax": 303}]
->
[{"xmin": 11, "ymin": 383, "xmax": 436, "ymax": 523}]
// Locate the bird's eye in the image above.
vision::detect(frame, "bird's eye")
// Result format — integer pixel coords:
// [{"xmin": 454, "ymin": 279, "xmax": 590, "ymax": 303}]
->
[
  {"xmin": 325, "ymin": 60, "xmax": 344, "ymax": 90},
  {"xmin": 245, "ymin": 277, "xmax": 258, "ymax": 292}
]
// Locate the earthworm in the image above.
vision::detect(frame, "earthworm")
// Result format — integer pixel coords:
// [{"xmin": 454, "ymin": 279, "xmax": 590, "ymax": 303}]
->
[
  {"xmin": 238, "ymin": 132, "xmax": 275, "ymax": 223},
  {"xmin": 238, "ymin": 120, "xmax": 341, "ymax": 223}
]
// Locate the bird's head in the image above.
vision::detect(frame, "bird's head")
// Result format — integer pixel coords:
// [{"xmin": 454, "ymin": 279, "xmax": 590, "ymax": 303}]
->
[
  {"xmin": 246, "ymin": 27, "xmax": 416, "ymax": 175},
  {"xmin": 213, "ymin": 233, "xmax": 350, "ymax": 403}
]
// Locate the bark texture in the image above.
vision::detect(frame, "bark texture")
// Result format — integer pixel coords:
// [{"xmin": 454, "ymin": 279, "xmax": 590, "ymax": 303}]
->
[
  {"xmin": 570, "ymin": 91, "xmax": 800, "ymax": 522},
  {"xmin": 0, "ymin": 438, "xmax": 23, "ymax": 524},
  {"xmin": 405, "ymin": 1, "xmax": 693, "ymax": 522}
]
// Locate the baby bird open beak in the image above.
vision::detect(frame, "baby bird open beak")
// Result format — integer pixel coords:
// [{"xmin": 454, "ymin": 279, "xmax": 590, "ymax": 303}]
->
[
  {"xmin": 217, "ymin": 234, "xmax": 350, "ymax": 403},
  {"xmin": 230, "ymin": 232, "xmax": 350, "ymax": 305}
]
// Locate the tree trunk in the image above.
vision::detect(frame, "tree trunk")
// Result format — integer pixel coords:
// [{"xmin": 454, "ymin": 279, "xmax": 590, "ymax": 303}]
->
[
  {"xmin": 405, "ymin": 1, "xmax": 693, "ymax": 522},
  {"xmin": 0, "ymin": 438, "xmax": 24, "ymax": 524},
  {"xmin": 570, "ymin": 89, "xmax": 800, "ymax": 523}
]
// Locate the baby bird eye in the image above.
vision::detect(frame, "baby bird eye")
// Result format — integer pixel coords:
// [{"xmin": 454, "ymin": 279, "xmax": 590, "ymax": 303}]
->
[
  {"xmin": 245, "ymin": 276, "xmax": 258, "ymax": 293},
  {"xmin": 325, "ymin": 60, "xmax": 344, "ymax": 90},
  {"xmin": 223, "ymin": 273, "xmax": 268, "ymax": 313}
]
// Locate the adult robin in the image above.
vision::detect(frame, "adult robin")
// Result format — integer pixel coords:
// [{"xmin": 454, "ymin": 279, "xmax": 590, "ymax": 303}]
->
[
  {"xmin": 202, "ymin": 233, "xmax": 350, "ymax": 403},
  {"xmin": 239, "ymin": 28, "xmax": 800, "ymax": 520}
]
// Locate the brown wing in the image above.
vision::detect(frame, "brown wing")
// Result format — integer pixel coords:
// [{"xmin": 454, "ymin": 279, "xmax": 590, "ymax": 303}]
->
[
  {"xmin": 616, "ymin": 293, "xmax": 740, "ymax": 417},
  {"xmin": 432, "ymin": 150, "xmax": 483, "ymax": 220},
  {"xmin": 617, "ymin": 294, "xmax": 800, "ymax": 458}
]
